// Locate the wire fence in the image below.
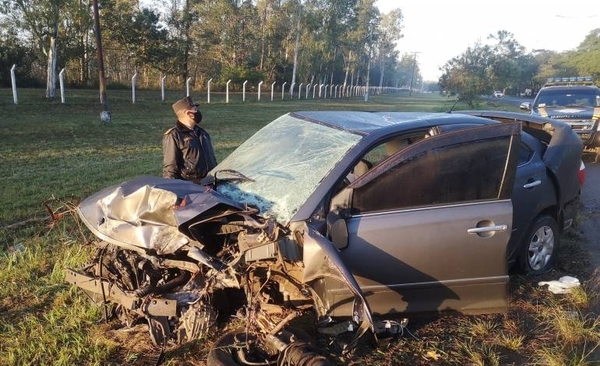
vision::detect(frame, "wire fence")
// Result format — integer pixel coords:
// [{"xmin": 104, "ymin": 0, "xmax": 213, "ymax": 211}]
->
[{"xmin": 6, "ymin": 65, "xmax": 407, "ymax": 105}]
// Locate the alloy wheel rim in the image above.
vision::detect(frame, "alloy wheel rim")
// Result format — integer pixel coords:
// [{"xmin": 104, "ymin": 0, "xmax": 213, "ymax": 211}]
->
[{"xmin": 528, "ymin": 225, "xmax": 555, "ymax": 271}]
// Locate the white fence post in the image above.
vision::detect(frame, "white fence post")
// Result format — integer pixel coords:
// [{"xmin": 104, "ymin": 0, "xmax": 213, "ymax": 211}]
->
[
  {"xmin": 335, "ymin": 85, "xmax": 339, "ymax": 98},
  {"xmin": 59, "ymin": 68, "xmax": 66, "ymax": 104},
  {"xmin": 298, "ymin": 83, "xmax": 303, "ymax": 99},
  {"xmin": 258, "ymin": 81, "xmax": 263, "ymax": 101},
  {"xmin": 271, "ymin": 81, "xmax": 276, "ymax": 101},
  {"xmin": 306, "ymin": 84, "xmax": 310, "ymax": 99},
  {"xmin": 330, "ymin": 84, "xmax": 334, "ymax": 97},
  {"xmin": 161, "ymin": 75, "xmax": 167, "ymax": 102},
  {"xmin": 186, "ymin": 77, "xmax": 192, "ymax": 96},
  {"xmin": 131, "ymin": 73, "xmax": 137, "ymax": 104},
  {"xmin": 11, "ymin": 64, "xmax": 18, "ymax": 104},
  {"xmin": 226, "ymin": 80, "xmax": 231, "ymax": 103},
  {"xmin": 324, "ymin": 84, "xmax": 328, "ymax": 98},
  {"xmin": 290, "ymin": 82, "xmax": 295, "ymax": 99},
  {"xmin": 282, "ymin": 82, "xmax": 287, "ymax": 100},
  {"xmin": 207, "ymin": 78, "xmax": 212, "ymax": 103},
  {"xmin": 243, "ymin": 80, "xmax": 248, "ymax": 102},
  {"xmin": 313, "ymin": 84, "xmax": 316, "ymax": 99}
]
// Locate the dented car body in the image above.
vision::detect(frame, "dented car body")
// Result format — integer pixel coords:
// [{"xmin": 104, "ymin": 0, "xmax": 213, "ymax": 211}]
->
[{"xmin": 67, "ymin": 110, "xmax": 582, "ymax": 364}]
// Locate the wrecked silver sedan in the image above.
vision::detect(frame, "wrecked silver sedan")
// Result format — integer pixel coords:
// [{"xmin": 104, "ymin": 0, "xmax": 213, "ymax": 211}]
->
[{"xmin": 66, "ymin": 111, "xmax": 581, "ymax": 365}]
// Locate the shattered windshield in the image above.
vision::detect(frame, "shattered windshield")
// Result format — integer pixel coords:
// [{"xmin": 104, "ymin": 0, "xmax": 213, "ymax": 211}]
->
[
  {"xmin": 535, "ymin": 89, "xmax": 600, "ymax": 108},
  {"xmin": 211, "ymin": 114, "xmax": 361, "ymax": 223}
]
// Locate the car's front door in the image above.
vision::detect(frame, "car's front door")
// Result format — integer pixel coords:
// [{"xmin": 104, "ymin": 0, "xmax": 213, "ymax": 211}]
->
[{"xmin": 324, "ymin": 123, "xmax": 521, "ymax": 318}]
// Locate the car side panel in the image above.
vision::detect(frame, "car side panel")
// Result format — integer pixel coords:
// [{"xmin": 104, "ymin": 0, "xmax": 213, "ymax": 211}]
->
[
  {"xmin": 319, "ymin": 123, "xmax": 521, "ymax": 319},
  {"xmin": 322, "ymin": 201, "xmax": 511, "ymax": 317},
  {"xmin": 508, "ymin": 135, "xmax": 557, "ymax": 263}
]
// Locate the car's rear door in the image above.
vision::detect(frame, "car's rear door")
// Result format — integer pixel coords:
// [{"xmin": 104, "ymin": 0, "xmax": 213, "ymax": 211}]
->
[{"xmin": 325, "ymin": 123, "xmax": 520, "ymax": 318}]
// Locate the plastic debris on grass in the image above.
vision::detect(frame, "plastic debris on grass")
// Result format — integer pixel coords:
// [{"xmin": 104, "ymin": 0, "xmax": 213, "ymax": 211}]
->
[{"xmin": 538, "ymin": 276, "xmax": 581, "ymax": 294}]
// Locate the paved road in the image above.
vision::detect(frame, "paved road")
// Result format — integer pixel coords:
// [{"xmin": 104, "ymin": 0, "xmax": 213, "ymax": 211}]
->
[
  {"xmin": 579, "ymin": 158, "xmax": 600, "ymax": 268},
  {"xmin": 482, "ymin": 95, "xmax": 532, "ymax": 108}
]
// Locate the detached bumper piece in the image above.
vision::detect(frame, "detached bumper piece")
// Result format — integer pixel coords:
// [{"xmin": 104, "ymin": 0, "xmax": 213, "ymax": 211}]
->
[{"xmin": 65, "ymin": 269, "xmax": 177, "ymax": 318}]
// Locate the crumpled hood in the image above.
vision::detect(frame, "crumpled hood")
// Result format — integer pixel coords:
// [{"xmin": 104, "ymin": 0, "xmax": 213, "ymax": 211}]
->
[
  {"xmin": 536, "ymin": 107, "xmax": 595, "ymax": 120},
  {"xmin": 77, "ymin": 175, "xmax": 247, "ymax": 254}
]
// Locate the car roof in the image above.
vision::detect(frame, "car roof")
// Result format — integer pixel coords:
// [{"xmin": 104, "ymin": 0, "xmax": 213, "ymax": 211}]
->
[
  {"xmin": 539, "ymin": 85, "xmax": 600, "ymax": 92},
  {"xmin": 290, "ymin": 111, "xmax": 495, "ymax": 136}
]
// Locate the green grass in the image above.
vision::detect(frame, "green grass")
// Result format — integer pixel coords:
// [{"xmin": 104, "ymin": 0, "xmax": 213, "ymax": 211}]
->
[
  {"xmin": 3, "ymin": 88, "xmax": 597, "ymax": 365},
  {"xmin": 0, "ymin": 88, "xmax": 461, "ymax": 228}
]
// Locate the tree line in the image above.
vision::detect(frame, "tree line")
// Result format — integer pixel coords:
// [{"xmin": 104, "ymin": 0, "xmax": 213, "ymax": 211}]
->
[
  {"xmin": 0, "ymin": 0, "xmax": 414, "ymax": 98},
  {"xmin": 1, "ymin": 0, "xmax": 599, "ymax": 105},
  {"xmin": 439, "ymin": 29, "xmax": 600, "ymax": 106}
]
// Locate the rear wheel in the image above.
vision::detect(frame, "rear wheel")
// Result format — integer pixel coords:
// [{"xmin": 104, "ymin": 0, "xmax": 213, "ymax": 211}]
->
[{"xmin": 518, "ymin": 215, "xmax": 559, "ymax": 275}]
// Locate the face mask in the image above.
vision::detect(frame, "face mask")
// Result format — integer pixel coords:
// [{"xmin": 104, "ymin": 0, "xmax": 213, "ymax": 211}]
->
[{"xmin": 193, "ymin": 110, "xmax": 203, "ymax": 124}]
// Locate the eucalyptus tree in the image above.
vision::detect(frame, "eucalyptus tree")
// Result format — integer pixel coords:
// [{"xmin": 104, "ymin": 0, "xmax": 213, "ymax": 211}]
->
[
  {"xmin": 374, "ymin": 8, "xmax": 402, "ymax": 88},
  {"xmin": 59, "ymin": 0, "xmax": 94, "ymax": 85},
  {"xmin": 1, "ymin": 0, "xmax": 69, "ymax": 98},
  {"xmin": 395, "ymin": 52, "xmax": 418, "ymax": 88},
  {"xmin": 190, "ymin": 0, "xmax": 262, "ymax": 87},
  {"xmin": 357, "ymin": 0, "xmax": 379, "ymax": 90},
  {"xmin": 344, "ymin": 0, "xmax": 378, "ymax": 88},
  {"xmin": 320, "ymin": 0, "xmax": 359, "ymax": 85},
  {"xmin": 99, "ymin": 0, "xmax": 169, "ymax": 85},
  {"xmin": 162, "ymin": 0, "xmax": 195, "ymax": 86},
  {"xmin": 293, "ymin": 0, "xmax": 325, "ymax": 85}
]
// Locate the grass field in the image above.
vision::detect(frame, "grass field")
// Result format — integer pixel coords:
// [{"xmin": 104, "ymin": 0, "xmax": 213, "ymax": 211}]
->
[{"xmin": 0, "ymin": 88, "xmax": 598, "ymax": 365}]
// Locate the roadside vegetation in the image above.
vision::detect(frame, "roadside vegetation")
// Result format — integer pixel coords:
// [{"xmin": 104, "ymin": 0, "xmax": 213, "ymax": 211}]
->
[
  {"xmin": 0, "ymin": 90, "xmax": 598, "ymax": 365},
  {"xmin": 2, "ymin": 0, "xmax": 600, "ymax": 110}
]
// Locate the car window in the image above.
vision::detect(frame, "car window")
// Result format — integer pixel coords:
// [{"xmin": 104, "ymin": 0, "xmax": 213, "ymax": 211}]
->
[
  {"xmin": 351, "ymin": 131, "xmax": 431, "ymax": 176},
  {"xmin": 351, "ymin": 131, "xmax": 515, "ymax": 213},
  {"xmin": 213, "ymin": 114, "xmax": 361, "ymax": 223},
  {"xmin": 518, "ymin": 142, "xmax": 534, "ymax": 166},
  {"xmin": 536, "ymin": 89, "xmax": 600, "ymax": 108}
]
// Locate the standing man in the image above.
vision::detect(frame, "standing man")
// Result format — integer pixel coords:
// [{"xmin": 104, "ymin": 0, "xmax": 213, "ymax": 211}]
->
[{"xmin": 162, "ymin": 96, "xmax": 217, "ymax": 183}]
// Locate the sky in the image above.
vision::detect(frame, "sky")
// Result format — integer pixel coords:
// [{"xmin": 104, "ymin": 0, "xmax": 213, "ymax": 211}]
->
[{"xmin": 375, "ymin": 0, "xmax": 600, "ymax": 81}]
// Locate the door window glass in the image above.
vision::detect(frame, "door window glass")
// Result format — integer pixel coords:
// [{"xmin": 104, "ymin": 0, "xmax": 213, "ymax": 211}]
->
[{"xmin": 352, "ymin": 135, "xmax": 512, "ymax": 213}]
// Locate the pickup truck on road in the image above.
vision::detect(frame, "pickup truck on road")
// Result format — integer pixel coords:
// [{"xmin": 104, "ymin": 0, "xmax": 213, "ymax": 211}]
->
[{"xmin": 520, "ymin": 76, "xmax": 600, "ymax": 161}]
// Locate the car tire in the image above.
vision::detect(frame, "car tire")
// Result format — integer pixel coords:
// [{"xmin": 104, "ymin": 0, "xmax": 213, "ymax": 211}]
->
[
  {"xmin": 518, "ymin": 215, "xmax": 560, "ymax": 275},
  {"xmin": 207, "ymin": 327, "xmax": 331, "ymax": 366}
]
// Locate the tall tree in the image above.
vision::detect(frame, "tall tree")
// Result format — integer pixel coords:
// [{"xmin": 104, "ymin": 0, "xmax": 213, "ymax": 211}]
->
[
  {"xmin": 486, "ymin": 30, "xmax": 526, "ymax": 93},
  {"xmin": 0, "ymin": 25, "xmax": 38, "ymax": 87},
  {"xmin": 2, "ymin": 0, "xmax": 68, "ymax": 98},
  {"xmin": 569, "ymin": 29, "xmax": 600, "ymax": 81},
  {"xmin": 59, "ymin": 0, "xmax": 94, "ymax": 85},
  {"xmin": 439, "ymin": 43, "xmax": 492, "ymax": 107},
  {"xmin": 375, "ymin": 8, "xmax": 402, "ymax": 89}
]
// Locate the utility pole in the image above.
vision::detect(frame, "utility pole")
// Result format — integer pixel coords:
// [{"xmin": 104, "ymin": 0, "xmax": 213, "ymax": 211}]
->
[
  {"xmin": 93, "ymin": 0, "xmax": 111, "ymax": 122},
  {"xmin": 408, "ymin": 51, "xmax": 420, "ymax": 97}
]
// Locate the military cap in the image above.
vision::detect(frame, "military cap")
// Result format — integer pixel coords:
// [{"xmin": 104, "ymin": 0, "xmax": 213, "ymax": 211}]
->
[{"xmin": 172, "ymin": 96, "xmax": 199, "ymax": 115}]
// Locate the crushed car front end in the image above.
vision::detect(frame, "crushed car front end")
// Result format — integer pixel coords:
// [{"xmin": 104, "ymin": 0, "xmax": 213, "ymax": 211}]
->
[{"xmin": 66, "ymin": 114, "xmax": 375, "ymax": 362}]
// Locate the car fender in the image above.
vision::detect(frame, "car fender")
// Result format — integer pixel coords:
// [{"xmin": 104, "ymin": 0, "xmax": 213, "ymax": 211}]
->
[
  {"xmin": 541, "ymin": 122, "xmax": 583, "ymax": 211},
  {"xmin": 294, "ymin": 221, "xmax": 374, "ymax": 344}
]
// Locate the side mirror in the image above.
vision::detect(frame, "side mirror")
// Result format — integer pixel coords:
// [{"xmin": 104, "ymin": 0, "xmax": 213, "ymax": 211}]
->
[
  {"xmin": 326, "ymin": 209, "xmax": 349, "ymax": 249},
  {"xmin": 519, "ymin": 102, "xmax": 531, "ymax": 111}
]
